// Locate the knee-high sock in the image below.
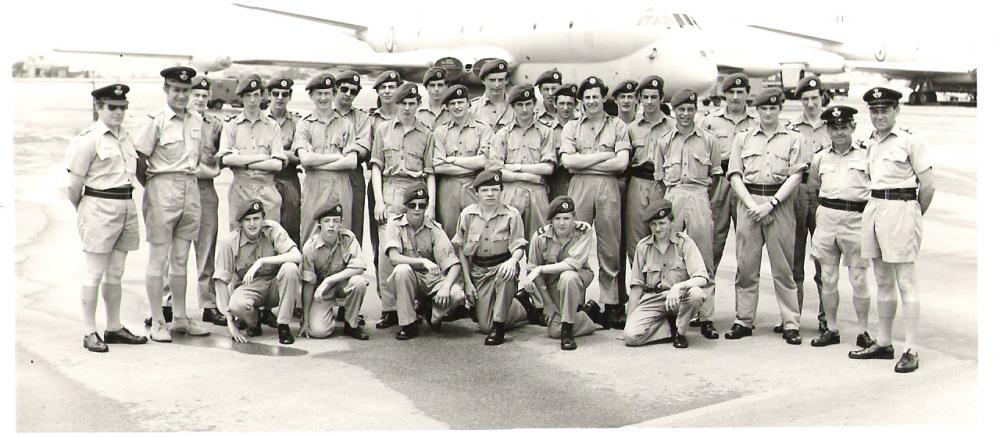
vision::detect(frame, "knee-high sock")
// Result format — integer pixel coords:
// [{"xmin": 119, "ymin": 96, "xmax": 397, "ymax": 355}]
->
[
  {"xmin": 876, "ymin": 295, "xmax": 897, "ymax": 346},
  {"xmin": 81, "ymin": 284, "xmax": 99, "ymax": 333},
  {"xmin": 901, "ymin": 299, "xmax": 920, "ymax": 353},
  {"xmin": 101, "ymin": 283, "xmax": 123, "ymax": 331},
  {"xmin": 145, "ymin": 275, "xmax": 165, "ymax": 323},
  {"xmin": 169, "ymin": 274, "xmax": 188, "ymax": 319},
  {"xmin": 853, "ymin": 296, "xmax": 871, "ymax": 333}
]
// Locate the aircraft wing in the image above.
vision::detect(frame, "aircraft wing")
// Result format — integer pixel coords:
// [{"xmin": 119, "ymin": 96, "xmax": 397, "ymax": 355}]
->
[{"xmin": 846, "ymin": 60, "xmax": 977, "ymax": 77}]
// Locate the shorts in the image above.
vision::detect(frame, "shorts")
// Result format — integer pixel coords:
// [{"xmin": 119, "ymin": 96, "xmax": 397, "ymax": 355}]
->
[
  {"xmin": 861, "ymin": 198, "xmax": 922, "ymax": 263},
  {"xmin": 77, "ymin": 195, "xmax": 140, "ymax": 254},
  {"xmin": 812, "ymin": 205, "xmax": 868, "ymax": 268},
  {"xmin": 142, "ymin": 174, "xmax": 201, "ymax": 244}
]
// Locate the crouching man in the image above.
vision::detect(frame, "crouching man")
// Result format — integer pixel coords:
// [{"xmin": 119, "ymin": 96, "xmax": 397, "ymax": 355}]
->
[
  {"xmin": 623, "ymin": 199, "xmax": 710, "ymax": 348},
  {"xmin": 214, "ymin": 200, "xmax": 301, "ymax": 344}
]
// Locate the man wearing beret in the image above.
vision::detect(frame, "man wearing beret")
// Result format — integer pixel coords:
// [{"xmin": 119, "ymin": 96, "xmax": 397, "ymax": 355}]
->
[
  {"xmin": 431, "ymin": 84, "xmax": 492, "ymax": 239},
  {"xmin": 725, "ymin": 87, "xmax": 808, "ymax": 345},
  {"xmin": 546, "ymin": 83, "xmax": 579, "ymax": 199},
  {"xmin": 787, "ymin": 75, "xmax": 832, "ymax": 335},
  {"xmin": 808, "ymin": 105, "xmax": 874, "ymax": 350},
  {"xmin": 418, "ymin": 67, "xmax": 451, "ymax": 130},
  {"xmin": 470, "ymin": 59, "xmax": 515, "ymax": 132},
  {"xmin": 67, "ymin": 83, "xmax": 148, "ymax": 352},
  {"xmin": 265, "ymin": 75, "xmax": 303, "ymax": 246},
  {"xmin": 699, "ymin": 73, "xmax": 758, "ymax": 292},
  {"xmin": 534, "ymin": 69, "xmax": 562, "ymax": 127},
  {"xmin": 525, "ymin": 196, "xmax": 600, "ymax": 350},
  {"xmin": 387, "ymin": 185, "xmax": 466, "ymax": 339},
  {"xmin": 219, "ymin": 73, "xmax": 287, "ymax": 230},
  {"xmin": 652, "ymin": 88, "xmax": 724, "ymax": 339},
  {"xmin": 299, "ymin": 202, "xmax": 369, "ymax": 340},
  {"xmin": 371, "ymin": 82, "xmax": 437, "ymax": 329},
  {"xmin": 849, "ymin": 87, "xmax": 935, "ymax": 373},
  {"xmin": 453, "ymin": 170, "xmax": 531, "ymax": 345},
  {"xmin": 624, "ymin": 199, "xmax": 710, "ymax": 348},
  {"xmin": 134, "ymin": 66, "xmax": 208, "ymax": 341},
  {"xmin": 560, "ymin": 76, "xmax": 631, "ymax": 329},
  {"xmin": 214, "ymin": 200, "xmax": 302, "ymax": 344},
  {"xmin": 612, "ymin": 79, "xmax": 639, "ymax": 124}
]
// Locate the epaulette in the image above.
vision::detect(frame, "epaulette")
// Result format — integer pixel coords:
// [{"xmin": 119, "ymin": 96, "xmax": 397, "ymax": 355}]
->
[
  {"xmin": 77, "ymin": 126, "xmax": 94, "ymax": 137},
  {"xmin": 899, "ymin": 127, "xmax": 913, "ymax": 134},
  {"xmin": 855, "ymin": 139, "xmax": 867, "ymax": 149},
  {"xmin": 224, "ymin": 114, "xmax": 238, "ymax": 122}
]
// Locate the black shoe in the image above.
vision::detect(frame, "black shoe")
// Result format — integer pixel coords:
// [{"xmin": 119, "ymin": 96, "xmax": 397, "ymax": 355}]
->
[
  {"xmin": 700, "ymin": 321, "xmax": 719, "ymax": 340},
  {"xmin": 83, "ymin": 332, "xmax": 109, "ymax": 352},
  {"xmin": 202, "ymin": 308, "xmax": 227, "ymax": 327},
  {"xmin": 895, "ymin": 349, "xmax": 919, "ymax": 373},
  {"xmin": 811, "ymin": 330, "xmax": 841, "ymax": 347},
  {"xmin": 376, "ymin": 311, "xmax": 399, "ymax": 329},
  {"xmin": 293, "ymin": 307, "xmax": 303, "ymax": 320},
  {"xmin": 607, "ymin": 304, "xmax": 626, "ymax": 330},
  {"xmin": 236, "ymin": 319, "xmax": 248, "ymax": 330},
  {"xmin": 772, "ymin": 324, "xmax": 784, "ymax": 334},
  {"xmin": 260, "ymin": 307, "xmax": 279, "ymax": 329},
  {"xmin": 344, "ymin": 323, "xmax": 370, "ymax": 340},
  {"xmin": 514, "ymin": 289, "xmax": 546, "ymax": 327},
  {"xmin": 673, "ymin": 334, "xmax": 689, "ymax": 349},
  {"xmin": 689, "ymin": 318, "xmax": 706, "ymax": 328},
  {"xmin": 144, "ymin": 306, "xmax": 173, "ymax": 327},
  {"xmin": 395, "ymin": 322, "xmax": 420, "ymax": 340},
  {"xmin": 246, "ymin": 318, "xmax": 263, "ymax": 337},
  {"xmin": 485, "ymin": 322, "xmax": 506, "ymax": 346},
  {"xmin": 336, "ymin": 306, "xmax": 346, "ymax": 322},
  {"xmin": 277, "ymin": 324, "xmax": 294, "ymax": 345},
  {"xmin": 848, "ymin": 343, "xmax": 895, "ymax": 360},
  {"xmin": 856, "ymin": 331, "xmax": 876, "ymax": 349},
  {"xmin": 582, "ymin": 300, "xmax": 608, "ymax": 329},
  {"xmin": 560, "ymin": 322, "xmax": 577, "ymax": 351},
  {"xmin": 725, "ymin": 324, "xmax": 753, "ymax": 340},
  {"xmin": 357, "ymin": 315, "xmax": 366, "ymax": 326},
  {"xmin": 103, "ymin": 327, "xmax": 148, "ymax": 344},
  {"xmin": 782, "ymin": 329, "xmax": 802, "ymax": 345},
  {"xmin": 818, "ymin": 319, "xmax": 829, "ymax": 334}
]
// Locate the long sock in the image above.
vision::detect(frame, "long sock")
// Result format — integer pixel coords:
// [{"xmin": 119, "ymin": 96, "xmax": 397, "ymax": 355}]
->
[
  {"xmin": 101, "ymin": 283, "xmax": 123, "ymax": 331},
  {"xmin": 876, "ymin": 296, "xmax": 897, "ymax": 346},
  {"xmin": 145, "ymin": 275, "xmax": 165, "ymax": 323},
  {"xmin": 169, "ymin": 274, "xmax": 188, "ymax": 320},
  {"xmin": 81, "ymin": 285, "xmax": 99, "ymax": 333},
  {"xmin": 821, "ymin": 291, "xmax": 840, "ymax": 332},
  {"xmin": 901, "ymin": 300, "xmax": 920, "ymax": 353},
  {"xmin": 854, "ymin": 296, "xmax": 871, "ymax": 333}
]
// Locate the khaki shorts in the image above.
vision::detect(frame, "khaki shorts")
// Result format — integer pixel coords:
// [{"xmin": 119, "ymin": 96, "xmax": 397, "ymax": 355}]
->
[
  {"xmin": 142, "ymin": 174, "xmax": 201, "ymax": 244},
  {"xmin": 812, "ymin": 206, "xmax": 868, "ymax": 268},
  {"xmin": 77, "ymin": 196, "xmax": 140, "ymax": 254},
  {"xmin": 861, "ymin": 198, "xmax": 923, "ymax": 263}
]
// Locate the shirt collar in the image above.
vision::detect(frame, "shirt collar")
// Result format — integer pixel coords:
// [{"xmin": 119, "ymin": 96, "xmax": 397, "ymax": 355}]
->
[
  {"xmin": 792, "ymin": 113, "xmax": 825, "ymax": 130},
  {"xmin": 238, "ymin": 223, "xmax": 273, "ymax": 247}
]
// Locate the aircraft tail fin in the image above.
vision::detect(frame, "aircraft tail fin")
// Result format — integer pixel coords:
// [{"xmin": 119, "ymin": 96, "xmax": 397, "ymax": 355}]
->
[{"xmin": 232, "ymin": 2, "xmax": 368, "ymax": 39}]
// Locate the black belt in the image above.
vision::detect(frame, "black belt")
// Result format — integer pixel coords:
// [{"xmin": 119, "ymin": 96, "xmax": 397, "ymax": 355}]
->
[
  {"xmin": 84, "ymin": 186, "xmax": 133, "ymax": 200},
  {"xmin": 626, "ymin": 165, "xmax": 655, "ymax": 181},
  {"xmin": 745, "ymin": 183, "xmax": 781, "ymax": 196},
  {"xmin": 819, "ymin": 197, "xmax": 867, "ymax": 213},
  {"xmin": 642, "ymin": 287, "xmax": 663, "ymax": 295},
  {"xmin": 472, "ymin": 252, "xmax": 512, "ymax": 267},
  {"xmin": 721, "ymin": 159, "xmax": 730, "ymax": 174},
  {"xmin": 870, "ymin": 188, "xmax": 917, "ymax": 201}
]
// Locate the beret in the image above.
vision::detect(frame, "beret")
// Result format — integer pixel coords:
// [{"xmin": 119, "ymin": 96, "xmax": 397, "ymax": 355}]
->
[
  {"xmin": 402, "ymin": 184, "xmax": 430, "ymax": 204},
  {"xmin": 637, "ymin": 75, "xmax": 664, "ymax": 96},
  {"xmin": 611, "ymin": 79, "xmax": 638, "ymax": 97},
  {"xmin": 389, "ymin": 82, "xmax": 421, "ymax": 103},
  {"xmin": 795, "ymin": 75, "xmax": 822, "ymax": 97},
  {"xmin": 642, "ymin": 198, "xmax": 673, "ymax": 223},
  {"xmin": 236, "ymin": 74, "xmax": 263, "ymax": 96},
  {"xmin": 720, "ymin": 73, "xmax": 750, "ymax": 93},
  {"xmin": 422, "ymin": 67, "xmax": 447, "ymax": 85},
  {"xmin": 334, "ymin": 70, "xmax": 362, "ymax": 87},
  {"xmin": 478, "ymin": 59, "xmax": 508, "ymax": 79},
  {"xmin": 534, "ymin": 69, "xmax": 562, "ymax": 86},
  {"xmin": 554, "ymin": 83, "xmax": 578, "ymax": 100},
  {"xmin": 160, "ymin": 66, "xmax": 196, "ymax": 89},
  {"xmin": 820, "ymin": 105, "xmax": 858, "ymax": 125},
  {"xmin": 547, "ymin": 196, "xmax": 575, "ymax": 219},
  {"xmin": 577, "ymin": 76, "xmax": 608, "ymax": 99},
  {"xmin": 373, "ymin": 70, "xmax": 403, "ymax": 89},
  {"xmin": 314, "ymin": 203, "xmax": 343, "ymax": 221},
  {"xmin": 238, "ymin": 199, "xmax": 265, "ymax": 221},
  {"xmin": 507, "ymin": 83, "xmax": 536, "ymax": 104},
  {"xmin": 752, "ymin": 87, "xmax": 785, "ymax": 106},
  {"xmin": 266, "ymin": 75, "xmax": 294, "ymax": 90},
  {"xmin": 441, "ymin": 84, "xmax": 470, "ymax": 104},
  {"xmin": 91, "ymin": 83, "xmax": 129, "ymax": 102},
  {"xmin": 306, "ymin": 72, "xmax": 336, "ymax": 91},
  {"xmin": 190, "ymin": 76, "xmax": 211, "ymax": 91},
  {"xmin": 670, "ymin": 88, "xmax": 698, "ymax": 108},
  {"xmin": 863, "ymin": 86, "xmax": 903, "ymax": 107},
  {"xmin": 472, "ymin": 170, "xmax": 502, "ymax": 189}
]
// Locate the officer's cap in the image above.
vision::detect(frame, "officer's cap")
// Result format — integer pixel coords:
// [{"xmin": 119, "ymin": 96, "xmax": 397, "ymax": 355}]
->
[
  {"xmin": 334, "ymin": 70, "xmax": 361, "ymax": 88},
  {"xmin": 554, "ymin": 83, "xmax": 578, "ymax": 100},
  {"xmin": 752, "ymin": 88, "xmax": 785, "ymax": 107},
  {"xmin": 403, "ymin": 184, "xmax": 430, "ymax": 204},
  {"xmin": 238, "ymin": 200, "xmax": 265, "ymax": 221},
  {"xmin": 642, "ymin": 198, "xmax": 673, "ymax": 223},
  {"xmin": 478, "ymin": 59, "xmax": 509, "ymax": 80},
  {"xmin": 721, "ymin": 73, "xmax": 751, "ymax": 93},
  {"xmin": 190, "ymin": 76, "xmax": 211, "ymax": 91},
  {"xmin": 266, "ymin": 75, "xmax": 293, "ymax": 90},
  {"xmin": 577, "ymin": 76, "xmax": 608, "ymax": 99},
  {"xmin": 508, "ymin": 84, "xmax": 536, "ymax": 104},
  {"xmin": 611, "ymin": 79, "xmax": 638, "ymax": 97},
  {"xmin": 820, "ymin": 105, "xmax": 858, "ymax": 126},
  {"xmin": 422, "ymin": 67, "xmax": 448, "ymax": 85},
  {"xmin": 389, "ymin": 82, "xmax": 421, "ymax": 103},
  {"xmin": 91, "ymin": 83, "xmax": 129, "ymax": 103},
  {"xmin": 314, "ymin": 203, "xmax": 343, "ymax": 221},
  {"xmin": 236, "ymin": 74, "xmax": 263, "ymax": 96},
  {"xmin": 863, "ymin": 86, "xmax": 903, "ymax": 107},
  {"xmin": 547, "ymin": 196, "xmax": 575, "ymax": 219},
  {"xmin": 160, "ymin": 66, "xmax": 196, "ymax": 89},
  {"xmin": 534, "ymin": 69, "xmax": 562, "ymax": 87},
  {"xmin": 795, "ymin": 75, "xmax": 823, "ymax": 97},
  {"xmin": 637, "ymin": 75, "xmax": 665, "ymax": 96},
  {"xmin": 306, "ymin": 72, "xmax": 336, "ymax": 91},
  {"xmin": 472, "ymin": 170, "xmax": 503, "ymax": 190},
  {"xmin": 373, "ymin": 70, "xmax": 403, "ymax": 89},
  {"xmin": 670, "ymin": 88, "xmax": 698, "ymax": 109}
]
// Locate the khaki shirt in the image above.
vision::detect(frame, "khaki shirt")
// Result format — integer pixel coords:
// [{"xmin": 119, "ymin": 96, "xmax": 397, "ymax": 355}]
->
[
  {"xmin": 417, "ymin": 105, "xmax": 450, "ymax": 131},
  {"xmin": 863, "ymin": 126, "xmax": 932, "ymax": 190},
  {"xmin": 300, "ymin": 230, "xmax": 366, "ymax": 284},
  {"xmin": 384, "ymin": 214, "xmax": 460, "ymax": 271},
  {"xmin": 698, "ymin": 107, "xmax": 759, "ymax": 161},
  {"xmin": 218, "ymin": 111, "xmax": 287, "ymax": 181},
  {"xmin": 134, "ymin": 105, "xmax": 203, "ymax": 175},
  {"xmin": 65, "ymin": 120, "xmax": 137, "ymax": 189},
  {"xmin": 489, "ymin": 119, "xmax": 557, "ymax": 168},
  {"xmin": 370, "ymin": 118, "xmax": 434, "ymax": 177},
  {"xmin": 452, "ymin": 204, "xmax": 528, "ymax": 258},
  {"xmin": 214, "ymin": 220, "xmax": 297, "ymax": 286},
  {"xmin": 335, "ymin": 106, "xmax": 373, "ymax": 161},
  {"xmin": 266, "ymin": 110, "xmax": 301, "ymax": 177},
  {"xmin": 536, "ymin": 110, "xmax": 557, "ymax": 128},
  {"xmin": 813, "ymin": 142, "xmax": 870, "ymax": 202},
  {"xmin": 728, "ymin": 124, "xmax": 807, "ymax": 185},
  {"xmin": 630, "ymin": 231, "xmax": 709, "ymax": 290},
  {"xmin": 431, "ymin": 117, "xmax": 494, "ymax": 175},
  {"xmin": 198, "ymin": 114, "xmax": 224, "ymax": 170},
  {"xmin": 788, "ymin": 114, "xmax": 831, "ymax": 189},
  {"xmin": 527, "ymin": 221, "xmax": 594, "ymax": 272},
  {"xmin": 628, "ymin": 112, "xmax": 676, "ymax": 168},
  {"xmin": 292, "ymin": 111, "xmax": 364, "ymax": 159},
  {"xmin": 653, "ymin": 127, "xmax": 723, "ymax": 189},
  {"xmin": 470, "ymin": 94, "xmax": 514, "ymax": 132},
  {"xmin": 559, "ymin": 114, "xmax": 631, "ymax": 175}
]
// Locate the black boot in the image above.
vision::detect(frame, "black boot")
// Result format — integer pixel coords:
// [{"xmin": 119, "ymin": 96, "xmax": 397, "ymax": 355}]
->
[
  {"xmin": 277, "ymin": 324, "xmax": 294, "ymax": 345},
  {"xmin": 582, "ymin": 300, "xmax": 608, "ymax": 330},
  {"xmin": 606, "ymin": 304, "xmax": 626, "ymax": 330},
  {"xmin": 202, "ymin": 308, "xmax": 227, "ymax": 327},
  {"xmin": 560, "ymin": 322, "xmax": 577, "ymax": 350},
  {"xmin": 259, "ymin": 307, "xmax": 279, "ymax": 329},
  {"xmin": 376, "ymin": 311, "xmax": 399, "ymax": 329},
  {"xmin": 666, "ymin": 313, "xmax": 678, "ymax": 340},
  {"xmin": 485, "ymin": 321, "xmax": 506, "ymax": 346},
  {"xmin": 514, "ymin": 289, "xmax": 545, "ymax": 326}
]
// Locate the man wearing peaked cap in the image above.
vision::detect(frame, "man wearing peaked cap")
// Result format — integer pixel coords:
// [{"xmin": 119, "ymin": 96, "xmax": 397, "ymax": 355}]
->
[
  {"xmin": 524, "ymin": 195, "xmax": 601, "ymax": 350},
  {"xmin": 470, "ymin": 59, "xmax": 514, "ymax": 131},
  {"xmin": 265, "ymin": 74, "xmax": 303, "ymax": 248},
  {"xmin": 299, "ymin": 202, "xmax": 370, "ymax": 341},
  {"xmin": 432, "ymin": 83, "xmax": 491, "ymax": 239},
  {"xmin": 419, "ymin": 67, "xmax": 451, "ymax": 130},
  {"xmin": 160, "ymin": 66, "xmax": 196, "ymax": 89},
  {"xmin": 213, "ymin": 199, "xmax": 302, "ymax": 345},
  {"xmin": 849, "ymin": 85, "xmax": 934, "ymax": 374},
  {"xmin": 535, "ymin": 69, "xmax": 562, "ymax": 126},
  {"xmin": 611, "ymin": 79, "xmax": 639, "ymax": 124},
  {"xmin": 546, "ymin": 82, "xmax": 579, "ymax": 200},
  {"xmin": 623, "ymin": 198, "xmax": 710, "ymax": 349}
]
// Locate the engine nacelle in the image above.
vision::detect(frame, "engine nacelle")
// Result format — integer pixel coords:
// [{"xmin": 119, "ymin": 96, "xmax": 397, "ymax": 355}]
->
[{"xmin": 190, "ymin": 55, "xmax": 233, "ymax": 73}]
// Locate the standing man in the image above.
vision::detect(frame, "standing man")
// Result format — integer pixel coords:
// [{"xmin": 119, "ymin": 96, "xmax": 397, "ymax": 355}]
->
[
  {"xmin": 387, "ymin": 185, "xmax": 466, "ymax": 339},
  {"xmin": 432, "ymin": 84, "xmax": 492, "ymax": 238},
  {"xmin": 371, "ymin": 82, "xmax": 436, "ymax": 329},
  {"xmin": 546, "ymin": 83, "xmax": 579, "ymax": 199},
  {"xmin": 299, "ymin": 203, "xmax": 369, "ymax": 340},
  {"xmin": 470, "ymin": 59, "xmax": 514, "ymax": 132},
  {"xmin": 453, "ymin": 170, "xmax": 531, "ymax": 345},
  {"xmin": 266, "ymin": 75, "xmax": 303, "ymax": 245},
  {"xmin": 560, "ymin": 76, "xmax": 630, "ymax": 329},
  {"xmin": 418, "ymin": 67, "xmax": 451, "ymax": 130},
  {"xmin": 611, "ymin": 79, "xmax": 639, "ymax": 124},
  {"xmin": 848, "ymin": 87, "xmax": 934, "ymax": 373},
  {"xmin": 367, "ymin": 69, "xmax": 404, "ymax": 304},
  {"xmin": 134, "ymin": 66, "xmax": 208, "ymax": 342},
  {"xmin": 67, "ymin": 83, "xmax": 148, "ymax": 352},
  {"xmin": 219, "ymin": 75, "xmax": 286, "ymax": 229},
  {"xmin": 525, "ymin": 196, "xmax": 600, "ymax": 350},
  {"xmin": 331, "ymin": 70, "xmax": 372, "ymax": 278},
  {"xmin": 214, "ymin": 200, "xmax": 301, "ymax": 345},
  {"xmin": 652, "ymin": 89, "xmax": 724, "ymax": 339},
  {"xmin": 534, "ymin": 69, "xmax": 562, "ymax": 126},
  {"xmin": 623, "ymin": 199, "xmax": 710, "ymax": 348},
  {"xmin": 808, "ymin": 105, "xmax": 874, "ymax": 349}
]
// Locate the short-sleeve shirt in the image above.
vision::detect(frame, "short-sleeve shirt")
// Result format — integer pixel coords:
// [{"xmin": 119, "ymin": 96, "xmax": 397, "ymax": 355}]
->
[
  {"xmin": 214, "ymin": 220, "xmax": 298, "ymax": 286},
  {"xmin": 431, "ymin": 117, "xmax": 493, "ymax": 175},
  {"xmin": 653, "ymin": 127, "xmax": 723, "ymax": 188},
  {"xmin": 134, "ymin": 105, "xmax": 203, "ymax": 175},
  {"xmin": 698, "ymin": 107, "xmax": 759, "ymax": 161},
  {"xmin": 384, "ymin": 214, "xmax": 460, "ymax": 271},
  {"xmin": 452, "ymin": 204, "xmax": 528, "ymax": 258},
  {"xmin": 536, "ymin": 109, "xmax": 557, "ymax": 128},
  {"xmin": 218, "ymin": 111, "xmax": 287, "ymax": 181},
  {"xmin": 198, "ymin": 114, "xmax": 224, "ymax": 169},
  {"xmin": 417, "ymin": 105, "xmax": 450, "ymax": 131},
  {"xmin": 630, "ymin": 231, "xmax": 709, "ymax": 290},
  {"xmin": 292, "ymin": 111, "xmax": 363, "ymax": 161},
  {"xmin": 628, "ymin": 112, "xmax": 676, "ymax": 168},
  {"xmin": 370, "ymin": 117, "xmax": 435, "ymax": 177},
  {"xmin": 335, "ymin": 106, "xmax": 373, "ymax": 160},
  {"xmin": 559, "ymin": 114, "xmax": 631, "ymax": 175},
  {"xmin": 813, "ymin": 142, "xmax": 870, "ymax": 202},
  {"xmin": 727, "ymin": 124, "xmax": 807, "ymax": 185},
  {"xmin": 470, "ymin": 94, "xmax": 515, "ymax": 132},
  {"xmin": 65, "ymin": 120, "xmax": 137, "ymax": 189},
  {"xmin": 300, "ymin": 230, "xmax": 366, "ymax": 284},
  {"xmin": 489, "ymin": 119, "xmax": 557, "ymax": 169},
  {"xmin": 527, "ymin": 221, "xmax": 594, "ymax": 272},
  {"xmin": 266, "ymin": 110, "xmax": 301, "ymax": 177},
  {"xmin": 863, "ymin": 126, "xmax": 932, "ymax": 190}
]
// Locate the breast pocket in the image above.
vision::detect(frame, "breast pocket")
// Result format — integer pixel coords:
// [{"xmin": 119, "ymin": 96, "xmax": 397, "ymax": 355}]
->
[
  {"xmin": 159, "ymin": 130, "xmax": 185, "ymax": 162},
  {"xmin": 740, "ymin": 148, "xmax": 763, "ymax": 180},
  {"xmin": 687, "ymin": 150, "xmax": 711, "ymax": 180},
  {"xmin": 847, "ymin": 158, "xmax": 870, "ymax": 187},
  {"xmin": 641, "ymin": 263, "xmax": 663, "ymax": 290},
  {"xmin": 663, "ymin": 259, "xmax": 689, "ymax": 287},
  {"xmin": 463, "ymin": 233, "xmax": 481, "ymax": 256},
  {"xmin": 882, "ymin": 146, "xmax": 912, "ymax": 180}
]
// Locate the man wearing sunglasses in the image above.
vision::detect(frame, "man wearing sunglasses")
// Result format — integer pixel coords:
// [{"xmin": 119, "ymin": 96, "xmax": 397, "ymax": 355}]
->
[
  {"xmin": 453, "ymin": 170, "xmax": 530, "ymax": 345},
  {"xmin": 418, "ymin": 67, "xmax": 451, "ymax": 130},
  {"xmin": 470, "ymin": 59, "xmax": 514, "ymax": 132},
  {"xmin": 266, "ymin": 76, "xmax": 303, "ymax": 246},
  {"xmin": 330, "ymin": 71, "xmax": 372, "ymax": 284},
  {"xmin": 387, "ymin": 185, "xmax": 466, "ymax": 339},
  {"xmin": 545, "ymin": 83, "xmax": 579, "ymax": 199}
]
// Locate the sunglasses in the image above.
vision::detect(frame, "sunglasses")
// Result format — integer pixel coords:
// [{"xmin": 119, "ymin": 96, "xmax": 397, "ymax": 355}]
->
[
  {"xmin": 271, "ymin": 90, "xmax": 290, "ymax": 98},
  {"xmin": 107, "ymin": 104, "xmax": 129, "ymax": 111},
  {"xmin": 339, "ymin": 86, "xmax": 360, "ymax": 96},
  {"xmin": 406, "ymin": 201, "xmax": 428, "ymax": 210}
]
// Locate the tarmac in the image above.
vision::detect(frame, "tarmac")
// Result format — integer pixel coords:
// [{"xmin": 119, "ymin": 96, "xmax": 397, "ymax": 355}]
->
[{"xmin": 10, "ymin": 78, "xmax": 982, "ymax": 431}]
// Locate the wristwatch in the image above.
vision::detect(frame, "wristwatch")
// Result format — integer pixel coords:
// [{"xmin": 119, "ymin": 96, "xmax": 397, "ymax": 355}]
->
[{"xmin": 770, "ymin": 196, "xmax": 780, "ymax": 207}]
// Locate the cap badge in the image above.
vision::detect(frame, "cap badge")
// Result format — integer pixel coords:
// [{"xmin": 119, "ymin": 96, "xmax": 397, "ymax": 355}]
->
[
  {"xmin": 809, "ymin": 79, "xmax": 816, "ymax": 87},
  {"xmin": 589, "ymin": 77, "xmax": 596, "ymax": 84},
  {"xmin": 652, "ymin": 80, "xmax": 658, "ymax": 86},
  {"xmin": 390, "ymin": 72, "xmax": 396, "ymax": 78},
  {"xmin": 457, "ymin": 89, "xmax": 463, "ymax": 95},
  {"xmin": 281, "ymin": 80, "xmax": 288, "ymax": 87},
  {"xmin": 252, "ymin": 203, "xmax": 261, "ymax": 211},
  {"xmin": 832, "ymin": 107, "xmax": 841, "ymax": 117},
  {"xmin": 335, "ymin": 205, "xmax": 342, "ymax": 213},
  {"xmin": 417, "ymin": 189, "xmax": 424, "ymax": 196},
  {"xmin": 571, "ymin": 86, "xmax": 577, "ymax": 93},
  {"xmin": 353, "ymin": 75, "xmax": 359, "ymax": 82},
  {"xmin": 436, "ymin": 71, "xmax": 442, "ymax": 78},
  {"xmin": 179, "ymin": 71, "xmax": 188, "ymax": 81},
  {"xmin": 250, "ymin": 80, "xmax": 257, "ymax": 88},
  {"xmin": 325, "ymin": 78, "xmax": 332, "ymax": 85},
  {"xmin": 114, "ymin": 86, "xmax": 123, "ymax": 95},
  {"xmin": 410, "ymin": 88, "xmax": 417, "ymax": 95},
  {"xmin": 626, "ymin": 83, "xmax": 633, "ymax": 90},
  {"xmin": 658, "ymin": 210, "xmax": 666, "ymax": 217},
  {"xmin": 770, "ymin": 96, "xmax": 777, "ymax": 103},
  {"xmin": 553, "ymin": 73, "xmax": 559, "ymax": 79},
  {"xmin": 524, "ymin": 90, "xmax": 530, "ymax": 97},
  {"xmin": 561, "ymin": 202, "xmax": 569, "ymax": 209},
  {"xmin": 498, "ymin": 63, "xmax": 505, "ymax": 70},
  {"xmin": 200, "ymin": 80, "xmax": 208, "ymax": 87},
  {"xmin": 689, "ymin": 93, "xmax": 696, "ymax": 101},
  {"xmin": 735, "ymin": 78, "xmax": 742, "ymax": 85},
  {"xmin": 493, "ymin": 175, "xmax": 500, "ymax": 182}
]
